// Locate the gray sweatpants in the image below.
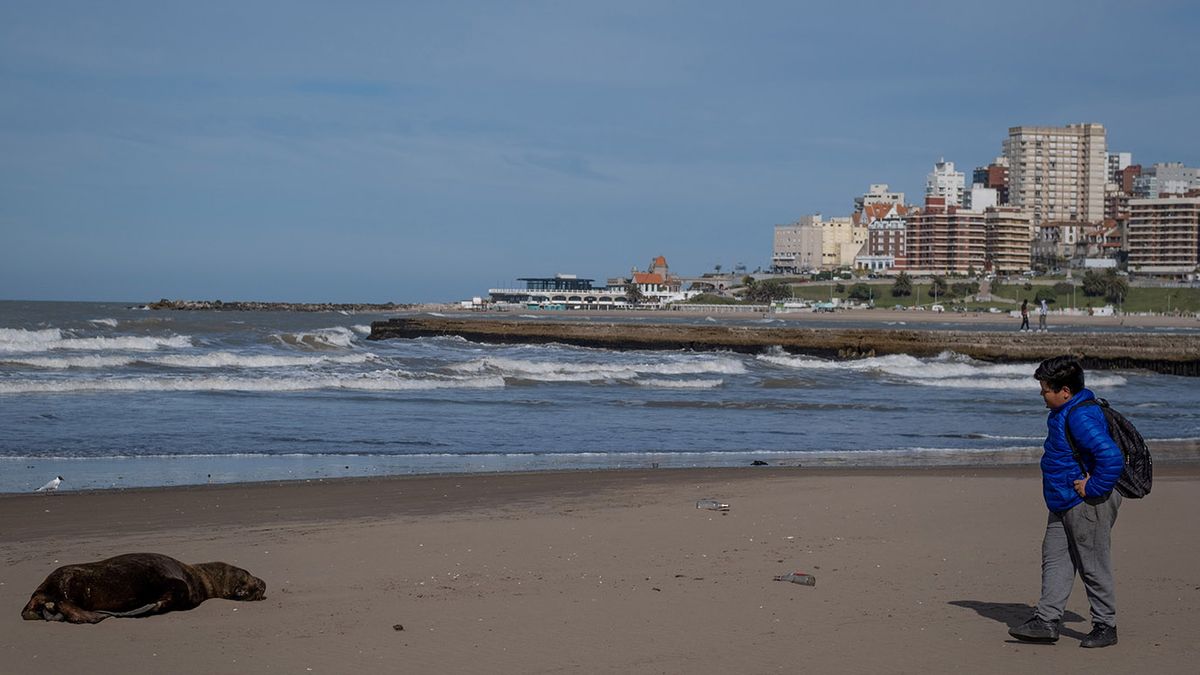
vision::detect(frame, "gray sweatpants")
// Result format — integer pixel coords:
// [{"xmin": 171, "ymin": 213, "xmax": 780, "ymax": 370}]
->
[{"xmin": 1036, "ymin": 492, "xmax": 1122, "ymax": 626}]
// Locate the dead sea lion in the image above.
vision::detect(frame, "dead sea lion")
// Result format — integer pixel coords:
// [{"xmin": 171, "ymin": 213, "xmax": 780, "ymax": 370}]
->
[{"xmin": 21, "ymin": 552, "xmax": 266, "ymax": 624}]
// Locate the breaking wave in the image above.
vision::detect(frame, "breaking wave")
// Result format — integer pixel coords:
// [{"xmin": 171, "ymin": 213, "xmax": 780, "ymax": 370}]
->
[
  {"xmin": 449, "ymin": 355, "xmax": 747, "ymax": 383},
  {"xmin": 271, "ymin": 327, "xmax": 357, "ymax": 350},
  {"xmin": 0, "ymin": 371, "xmax": 505, "ymax": 394},
  {"xmin": 0, "ymin": 328, "xmax": 192, "ymax": 353}
]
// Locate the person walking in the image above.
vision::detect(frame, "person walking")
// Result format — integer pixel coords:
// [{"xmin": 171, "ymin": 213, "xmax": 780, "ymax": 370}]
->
[
  {"xmin": 1038, "ymin": 298, "xmax": 1049, "ymax": 332},
  {"xmin": 1019, "ymin": 299, "xmax": 1030, "ymax": 332},
  {"xmin": 1009, "ymin": 355, "xmax": 1125, "ymax": 648}
]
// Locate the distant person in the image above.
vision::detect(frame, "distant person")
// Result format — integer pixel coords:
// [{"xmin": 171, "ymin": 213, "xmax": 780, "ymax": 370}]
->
[
  {"xmin": 1019, "ymin": 299, "xmax": 1030, "ymax": 332},
  {"xmin": 1038, "ymin": 298, "xmax": 1049, "ymax": 332},
  {"xmin": 1009, "ymin": 356, "xmax": 1124, "ymax": 648}
]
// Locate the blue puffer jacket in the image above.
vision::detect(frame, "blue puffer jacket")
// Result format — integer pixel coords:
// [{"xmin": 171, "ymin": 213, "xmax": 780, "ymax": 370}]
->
[{"xmin": 1041, "ymin": 388, "xmax": 1124, "ymax": 512}]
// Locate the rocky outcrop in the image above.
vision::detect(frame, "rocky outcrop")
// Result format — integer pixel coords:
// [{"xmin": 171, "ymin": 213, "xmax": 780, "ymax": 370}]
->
[
  {"xmin": 369, "ymin": 317, "xmax": 1200, "ymax": 376},
  {"xmin": 146, "ymin": 299, "xmax": 418, "ymax": 312}
]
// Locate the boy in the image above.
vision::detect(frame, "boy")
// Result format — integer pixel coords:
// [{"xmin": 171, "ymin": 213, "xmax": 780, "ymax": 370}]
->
[{"xmin": 1009, "ymin": 355, "xmax": 1125, "ymax": 648}]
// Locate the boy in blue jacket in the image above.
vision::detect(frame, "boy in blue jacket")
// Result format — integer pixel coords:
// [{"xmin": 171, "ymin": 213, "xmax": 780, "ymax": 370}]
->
[{"xmin": 1009, "ymin": 355, "xmax": 1124, "ymax": 648}]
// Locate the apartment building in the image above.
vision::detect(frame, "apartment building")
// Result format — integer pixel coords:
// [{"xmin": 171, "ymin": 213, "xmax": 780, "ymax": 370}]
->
[
  {"xmin": 772, "ymin": 214, "xmax": 864, "ymax": 273},
  {"xmin": 972, "ymin": 156, "xmax": 1010, "ymax": 205},
  {"xmin": 1127, "ymin": 197, "xmax": 1200, "ymax": 277},
  {"xmin": 1003, "ymin": 123, "xmax": 1107, "ymax": 225},
  {"xmin": 925, "ymin": 159, "xmax": 965, "ymax": 206},
  {"xmin": 1133, "ymin": 162, "xmax": 1200, "ymax": 199},
  {"xmin": 856, "ymin": 203, "xmax": 911, "ymax": 271},
  {"xmin": 984, "ymin": 207, "xmax": 1034, "ymax": 274},
  {"xmin": 853, "ymin": 183, "xmax": 905, "ymax": 214},
  {"xmin": 907, "ymin": 198, "xmax": 986, "ymax": 274}
]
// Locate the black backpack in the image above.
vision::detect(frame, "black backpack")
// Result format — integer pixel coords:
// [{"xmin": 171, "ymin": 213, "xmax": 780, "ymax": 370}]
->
[{"xmin": 1064, "ymin": 398, "xmax": 1153, "ymax": 499}]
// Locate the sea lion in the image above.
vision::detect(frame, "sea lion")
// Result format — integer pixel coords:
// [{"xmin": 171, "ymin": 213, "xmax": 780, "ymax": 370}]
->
[{"xmin": 21, "ymin": 552, "xmax": 266, "ymax": 624}]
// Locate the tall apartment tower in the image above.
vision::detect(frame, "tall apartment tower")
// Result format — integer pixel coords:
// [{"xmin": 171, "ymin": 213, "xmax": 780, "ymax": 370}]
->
[
  {"xmin": 1003, "ymin": 123, "xmax": 1107, "ymax": 225},
  {"xmin": 925, "ymin": 159, "xmax": 965, "ymax": 206}
]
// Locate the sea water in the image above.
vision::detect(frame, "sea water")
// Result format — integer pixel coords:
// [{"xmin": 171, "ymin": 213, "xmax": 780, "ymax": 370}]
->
[{"xmin": 2, "ymin": 300, "xmax": 1198, "ymax": 493}]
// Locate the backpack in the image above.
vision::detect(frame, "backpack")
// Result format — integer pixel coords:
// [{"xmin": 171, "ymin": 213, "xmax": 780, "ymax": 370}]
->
[{"xmin": 1064, "ymin": 398, "xmax": 1153, "ymax": 499}]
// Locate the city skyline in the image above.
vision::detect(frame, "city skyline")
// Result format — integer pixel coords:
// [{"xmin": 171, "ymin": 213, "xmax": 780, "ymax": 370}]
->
[{"xmin": 3, "ymin": 1, "xmax": 1200, "ymax": 302}]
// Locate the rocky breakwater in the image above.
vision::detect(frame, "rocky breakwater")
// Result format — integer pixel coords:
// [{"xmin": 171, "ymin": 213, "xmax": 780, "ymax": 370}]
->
[
  {"xmin": 147, "ymin": 299, "xmax": 418, "ymax": 312},
  {"xmin": 369, "ymin": 317, "xmax": 1200, "ymax": 376}
]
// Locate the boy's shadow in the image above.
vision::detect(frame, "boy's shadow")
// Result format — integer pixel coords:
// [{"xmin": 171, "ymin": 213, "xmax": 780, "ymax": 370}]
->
[{"xmin": 948, "ymin": 601, "xmax": 1089, "ymax": 641}]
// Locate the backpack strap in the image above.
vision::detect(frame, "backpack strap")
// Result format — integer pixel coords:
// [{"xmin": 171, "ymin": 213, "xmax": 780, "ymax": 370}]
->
[{"xmin": 1063, "ymin": 398, "xmax": 1102, "ymax": 474}]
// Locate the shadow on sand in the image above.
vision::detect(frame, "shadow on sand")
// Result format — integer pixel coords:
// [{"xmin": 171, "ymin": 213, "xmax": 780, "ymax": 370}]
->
[{"xmin": 948, "ymin": 601, "xmax": 1089, "ymax": 642}]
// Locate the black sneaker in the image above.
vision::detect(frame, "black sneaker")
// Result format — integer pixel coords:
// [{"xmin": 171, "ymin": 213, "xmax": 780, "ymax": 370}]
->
[
  {"xmin": 1080, "ymin": 623, "xmax": 1118, "ymax": 648},
  {"xmin": 1008, "ymin": 616, "xmax": 1060, "ymax": 642}
]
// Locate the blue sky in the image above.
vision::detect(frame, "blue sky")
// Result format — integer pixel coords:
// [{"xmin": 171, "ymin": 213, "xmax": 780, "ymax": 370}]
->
[{"xmin": 3, "ymin": 1, "xmax": 1198, "ymax": 302}]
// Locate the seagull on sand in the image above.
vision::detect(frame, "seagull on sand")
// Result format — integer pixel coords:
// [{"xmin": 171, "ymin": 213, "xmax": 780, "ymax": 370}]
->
[{"xmin": 36, "ymin": 476, "xmax": 63, "ymax": 492}]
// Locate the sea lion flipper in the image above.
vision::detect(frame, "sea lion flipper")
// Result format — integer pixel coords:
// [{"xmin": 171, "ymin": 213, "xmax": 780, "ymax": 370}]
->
[
  {"xmin": 56, "ymin": 600, "xmax": 108, "ymax": 624},
  {"xmin": 96, "ymin": 602, "xmax": 159, "ymax": 618}
]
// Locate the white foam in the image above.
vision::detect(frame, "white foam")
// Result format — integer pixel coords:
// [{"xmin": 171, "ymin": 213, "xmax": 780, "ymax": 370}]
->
[
  {"xmin": 908, "ymin": 374, "xmax": 1128, "ymax": 390},
  {"xmin": 759, "ymin": 351, "xmax": 1036, "ymax": 379},
  {"xmin": 272, "ymin": 327, "xmax": 356, "ymax": 350},
  {"xmin": 636, "ymin": 378, "xmax": 724, "ymax": 389},
  {"xmin": 351, "ymin": 324, "xmax": 371, "ymax": 335},
  {"xmin": 449, "ymin": 355, "xmax": 747, "ymax": 382},
  {"xmin": 0, "ymin": 328, "xmax": 64, "ymax": 353},
  {"xmin": 2, "ymin": 355, "xmax": 136, "ymax": 369},
  {"xmin": 88, "ymin": 318, "xmax": 119, "ymax": 328},
  {"xmin": 0, "ymin": 371, "xmax": 505, "ymax": 394},
  {"xmin": 150, "ymin": 351, "xmax": 377, "ymax": 369},
  {"xmin": 0, "ymin": 329, "xmax": 191, "ymax": 353}
]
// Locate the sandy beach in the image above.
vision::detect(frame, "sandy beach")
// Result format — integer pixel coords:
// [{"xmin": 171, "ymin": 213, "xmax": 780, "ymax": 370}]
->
[{"xmin": 3, "ymin": 466, "xmax": 1198, "ymax": 674}]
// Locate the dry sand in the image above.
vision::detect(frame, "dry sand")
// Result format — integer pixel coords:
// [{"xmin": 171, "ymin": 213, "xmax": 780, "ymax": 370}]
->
[{"xmin": 3, "ymin": 466, "xmax": 1198, "ymax": 674}]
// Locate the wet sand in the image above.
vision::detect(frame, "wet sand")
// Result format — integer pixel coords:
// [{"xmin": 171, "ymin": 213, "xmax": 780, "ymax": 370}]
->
[{"xmin": 3, "ymin": 466, "xmax": 1198, "ymax": 673}]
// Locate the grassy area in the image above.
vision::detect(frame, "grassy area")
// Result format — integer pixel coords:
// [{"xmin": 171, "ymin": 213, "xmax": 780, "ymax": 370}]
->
[
  {"xmin": 782, "ymin": 276, "xmax": 1199, "ymax": 314},
  {"xmin": 991, "ymin": 282, "xmax": 1200, "ymax": 313}
]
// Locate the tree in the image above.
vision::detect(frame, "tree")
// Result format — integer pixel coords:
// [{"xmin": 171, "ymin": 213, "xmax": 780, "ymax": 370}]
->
[
  {"xmin": 1034, "ymin": 287, "xmax": 1057, "ymax": 304},
  {"xmin": 848, "ymin": 283, "xmax": 874, "ymax": 302},
  {"xmin": 891, "ymin": 272, "xmax": 912, "ymax": 297},
  {"xmin": 928, "ymin": 276, "xmax": 947, "ymax": 300},
  {"xmin": 624, "ymin": 282, "xmax": 646, "ymax": 306},
  {"xmin": 744, "ymin": 279, "xmax": 792, "ymax": 303},
  {"xmin": 1082, "ymin": 269, "xmax": 1128, "ymax": 304},
  {"xmin": 950, "ymin": 281, "xmax": 980, "ymax": 298},
  {"xmin": 714, "ymin": 264, "xmax": 722, "ymax": 274}
]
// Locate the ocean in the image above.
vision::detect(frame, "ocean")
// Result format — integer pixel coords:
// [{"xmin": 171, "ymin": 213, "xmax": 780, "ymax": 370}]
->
[{"xmin": 2, "ymin": 300, "xmax": 1197, "ymax": 493}]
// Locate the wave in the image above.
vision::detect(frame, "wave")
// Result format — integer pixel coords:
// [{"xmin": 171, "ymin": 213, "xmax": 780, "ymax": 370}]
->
[
  {"xmin": 0, "ymin": 328, "xmax": 192, "ymax": 354},
  {"xmin": 271, "ymin": 327, "xmax": 357, "ymax": 350},
  {"xmin": 449, "ymin": 355, "xmax": 747, "ymax": 382},
  {"xmin": 906, "ymin": 374, "xmax": 1128, "ymax": 390},
  {"xmin": 0, "ymin": 371, "xmax": 505, "ymax": 394},
  {"xmin": 2, "ymin": 351, "xmax": 378, "ymax": 370},
  {"xmin": 88, "ymin": 318, "xmax": 119, "ymax": 328},
  {"xmin": 351, "ymin": 324, "xmax": 371, "ymax": 335},
  {"xmin": 0, "ymin": 328, "xmax": 64, "ymax": 353},
  {"xmin": 758, "ymin": 351, "xmax": 1037, "ymax": 378},
  {"xmin": 635, "ymin": 378, "xmax": 724, "ymax": 389}
]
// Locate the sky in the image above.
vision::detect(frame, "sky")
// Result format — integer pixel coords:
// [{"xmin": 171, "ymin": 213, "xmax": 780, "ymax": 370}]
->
[{"xmin": 3, "ymin": 1, "xmax": 1199, "ymax": 303}]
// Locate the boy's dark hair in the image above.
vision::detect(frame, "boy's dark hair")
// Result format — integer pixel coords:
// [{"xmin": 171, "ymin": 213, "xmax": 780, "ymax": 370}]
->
[{"xmin": 1034, "ymin": 355, "xmax": 1085, "ymax": 394}]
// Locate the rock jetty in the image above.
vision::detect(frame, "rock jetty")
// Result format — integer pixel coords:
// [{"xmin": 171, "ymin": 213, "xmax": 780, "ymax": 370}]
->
[
  {"xmin": 146, "ymin": 299, "xmax": 417, "ymax": 312},
  {"xmin": 369, "ymin": 316, "xmax": 1200, "ymax": 376}
]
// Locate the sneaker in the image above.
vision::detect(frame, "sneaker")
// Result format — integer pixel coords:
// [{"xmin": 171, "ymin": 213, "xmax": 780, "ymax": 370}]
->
[
  {"xmin": 1009, "ymin": 616, "xmax": 1060, "ymax": 642},
  {"xmin": 1080, "ymin": 623, "xmax": 1117, "ymax": 648}
]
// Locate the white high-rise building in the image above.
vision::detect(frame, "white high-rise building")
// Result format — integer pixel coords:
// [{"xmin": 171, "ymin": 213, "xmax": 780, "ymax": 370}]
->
[
  {"xmin": 772, "ymin": 214, "xmax": 864, "ymax": 273},
  {"xmin": 1003, "ymin": 123, "xmax": 1107, "ymax": 225},
  {"xmin": 925, "ymin": 159, "xmax": 965, "ymax": 207}
]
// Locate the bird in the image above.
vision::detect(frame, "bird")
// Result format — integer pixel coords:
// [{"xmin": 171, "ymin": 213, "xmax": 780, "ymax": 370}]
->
[{"xmin": 36, "ymin": 476, "xmax": 63, "ymax": 493}]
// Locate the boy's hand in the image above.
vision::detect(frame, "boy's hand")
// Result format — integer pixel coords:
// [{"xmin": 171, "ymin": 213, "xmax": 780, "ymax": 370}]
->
[{"xmin": 1073, "ymin": 473, "xmax": 1090, "ymax": 498}]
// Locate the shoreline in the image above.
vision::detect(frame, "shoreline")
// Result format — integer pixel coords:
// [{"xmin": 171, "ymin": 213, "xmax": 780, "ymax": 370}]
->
[{"xmin": 4, "ymin": 464, "xmax": 1199, "ymax": 672}]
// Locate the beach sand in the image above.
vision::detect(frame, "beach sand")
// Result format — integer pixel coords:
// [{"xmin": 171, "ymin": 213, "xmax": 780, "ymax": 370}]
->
[{"xmin": 3, "ymin": 466, "xmax": 1198, "ymax": 674}]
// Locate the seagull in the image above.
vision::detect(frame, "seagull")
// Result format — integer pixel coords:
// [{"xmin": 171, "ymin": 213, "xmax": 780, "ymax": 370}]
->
[{"xmin": 36, "ymin": 476, "xmax": 63, "ymax": 493}]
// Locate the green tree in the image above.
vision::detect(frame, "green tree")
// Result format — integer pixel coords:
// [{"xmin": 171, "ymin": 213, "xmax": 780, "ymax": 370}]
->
[
  {"xmin": 1034, "ymin": 287, "xmax": 1057, "ymax": 304},
  {"xmin": 848, "ymin": 283, "xmax": 873, "ymax": 301},
  {"xmin": 624, "ymin": 282, "xmax": 646, "ymax": 306},
  {"xmin": 950, "ymin": 281, "xmax": 980, "ymax": 298},
  {"xmin": 891, "ymin": 272, "xmax": 912, "ymax": 297},
  {"xmin": 1082, "ymin": 269, "xmax": 1128, "ymax": 304},
  {"xmin": 745, "ymin": 279, "xmax": 792, "ymax": 303},
  {"xmin": 928, "ymin": 276, "xmax": 947, "ymax": 300}
]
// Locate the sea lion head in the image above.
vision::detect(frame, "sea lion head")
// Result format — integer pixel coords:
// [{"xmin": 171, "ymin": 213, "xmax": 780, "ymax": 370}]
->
[
  {"xmin": 194, "ymin": 562, "xmax": 267, "ymax": 601},
  {"xmin": 21, "ymin": 593, "xmax": 63, "ymax": 622}
]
